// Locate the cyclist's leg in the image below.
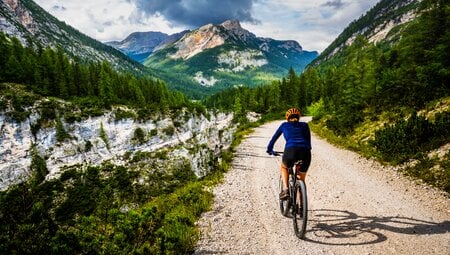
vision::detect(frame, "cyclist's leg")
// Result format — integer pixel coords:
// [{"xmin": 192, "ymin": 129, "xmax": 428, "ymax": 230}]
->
[
  {"xmin": 281, "ymin": 150, "xmax": 295, "ymax": 199},
  {"xmin": 298, "ymin": 172, "xmax": 307, "ymax": 181},
  {"xmin": 296, "ymin": 149, "xmax": 311, "ymax": 181},
  {"xmin": 280, "ymin": 162, "xmax": 289, "ymax": 190}
]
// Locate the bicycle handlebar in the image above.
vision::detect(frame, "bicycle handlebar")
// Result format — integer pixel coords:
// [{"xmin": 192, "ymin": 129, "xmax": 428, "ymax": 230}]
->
[{"xmin": 270, "ymin": 151, "xmax": 283, "ymax": 156}]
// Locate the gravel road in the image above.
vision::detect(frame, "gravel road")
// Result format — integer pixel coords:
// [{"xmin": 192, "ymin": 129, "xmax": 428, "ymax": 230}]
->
[{"xmin": 194, "ymin": 120, "xmax": 450, "ymax": 255}]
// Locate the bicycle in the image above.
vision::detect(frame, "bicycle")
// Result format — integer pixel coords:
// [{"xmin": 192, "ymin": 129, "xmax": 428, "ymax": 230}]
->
[{"xmin": 272, "ymin": 151, "xmax": 308, "ymax": 239}]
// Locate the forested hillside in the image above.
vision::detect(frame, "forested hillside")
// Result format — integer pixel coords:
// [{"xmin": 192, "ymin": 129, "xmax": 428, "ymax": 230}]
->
[
  {"xmin": 0, "ymin": 0, "xmax": 143, "ymax": 73},
  {"xmin": 312, "ymin": 0, "xmax": 420, "ymax": 64},
  {"xmin": 204, "ymin": 0, "xmax": 450, "ymax": 192},
  {"xmin": 0, "ymin": 30, "xmax": 227, "ymax": 254},
  {"xmin": 0, "ymin": 32, "xmax": 195, "ymax": 114},
  {"xmin": 0, "ymin": 0, "xmax": 448, "ymax": 253},
  {"xmin": 144, "ymin": 20, "xmax": 317, "ymax": 99}
]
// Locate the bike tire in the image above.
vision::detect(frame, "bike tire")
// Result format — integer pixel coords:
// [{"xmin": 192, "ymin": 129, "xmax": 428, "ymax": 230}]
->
[
  {"xmin": 292, "ymin": 180, "xmax": 308, "ymax": 239},
  {"xmin": 279, "ymin": 175, "xmax": 290, "ymax": 217}
]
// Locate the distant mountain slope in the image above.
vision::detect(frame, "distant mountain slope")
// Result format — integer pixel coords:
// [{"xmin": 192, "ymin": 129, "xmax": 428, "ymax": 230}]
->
[
  {"xmin": 0, "ymin": 0, "xmax": 143, "ymax": 73},
  {"xmin": 106, "ymin": 31, "xmax": 168, "ymax": 63},
  {"xmin": 106, "ymin": 30, "xmax": 189, "ymax": 63},
  {"xmin": 311, "ymin": 0, "xmax": 420, "ymax": 65},
  {"xmin": 143, "ymin": 20, "xmax": 318, "ymax": 98}
]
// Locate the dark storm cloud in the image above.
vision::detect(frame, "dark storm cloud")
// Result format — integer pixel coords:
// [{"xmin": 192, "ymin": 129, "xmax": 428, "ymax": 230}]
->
[
  {"xmin": 132, "ymin": 0, "xmax": 259, "ymax": 27},
  {"xmin": 322, "ymin": 0, "xmax": 346, "ymax": 10}
]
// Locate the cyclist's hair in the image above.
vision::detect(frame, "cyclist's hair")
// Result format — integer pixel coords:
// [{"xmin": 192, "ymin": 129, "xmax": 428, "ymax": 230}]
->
[{"xmin": 285, "ymin": 108, "xmax": 300, "ymax": 122}]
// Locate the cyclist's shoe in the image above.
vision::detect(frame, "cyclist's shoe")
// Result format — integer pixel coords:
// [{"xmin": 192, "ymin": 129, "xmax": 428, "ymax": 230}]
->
[{"xmin": 279, "ymin": 189, "xmax": 289, "ymax": 200}]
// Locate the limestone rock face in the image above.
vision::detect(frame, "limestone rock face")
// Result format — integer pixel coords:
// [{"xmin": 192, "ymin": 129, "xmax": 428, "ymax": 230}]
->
[{"xmin": 0, "ymin": 109, "xmax": 234, "ymax": 190}]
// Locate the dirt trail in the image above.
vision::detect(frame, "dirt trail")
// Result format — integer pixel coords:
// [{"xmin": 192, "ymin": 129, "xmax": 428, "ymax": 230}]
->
[{"xmin": 194, "ymin": 120, "xmax": 450, "ymax": 255}]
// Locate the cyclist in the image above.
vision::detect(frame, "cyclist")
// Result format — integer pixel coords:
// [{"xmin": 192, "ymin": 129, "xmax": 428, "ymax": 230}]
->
[{"xmin": 267, "ymin": 108, "xmax": 312, "ymax": 200}]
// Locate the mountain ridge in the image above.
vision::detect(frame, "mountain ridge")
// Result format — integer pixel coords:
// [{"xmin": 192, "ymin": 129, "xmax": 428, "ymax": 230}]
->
[
  {"xmin": 105, "ymin": 30, "xmax": 189, "ymax": 63},
  {"xmin": 140, "ymin": 19, "xmax": 318, "ymax": 97},
  {"xmin": 311, "ymin": 0, "xmax": 420, "ymax": 65},
  {"xmin": 0, "ymin": 0, "xmax": 143, "ymax": 73}
]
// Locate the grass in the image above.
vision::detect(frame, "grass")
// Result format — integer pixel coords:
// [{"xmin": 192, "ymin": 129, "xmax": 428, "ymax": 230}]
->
[{"xmin": 308, "ymin": 108, "xmax": 450, "ymax": 195}]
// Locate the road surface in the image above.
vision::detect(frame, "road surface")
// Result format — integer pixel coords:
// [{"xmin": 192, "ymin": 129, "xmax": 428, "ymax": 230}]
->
[{"xmin": 194, "ymin": 120, "xmax": 450, "ymax": 255}]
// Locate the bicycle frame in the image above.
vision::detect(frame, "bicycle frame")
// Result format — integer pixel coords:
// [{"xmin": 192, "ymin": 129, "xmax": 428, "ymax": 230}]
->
[{"xmin": 273, "ymin": 151, "xmax": 308, "ymax": 239}]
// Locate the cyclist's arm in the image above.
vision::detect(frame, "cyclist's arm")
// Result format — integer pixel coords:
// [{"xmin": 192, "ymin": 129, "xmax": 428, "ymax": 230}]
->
[
  {"xmin": 305, "ymin": 123, "xmax": 311, "ymax": 149},
  {"xmin": 267, "ymin": 125, "xmax": 283, "ymax": 153}
]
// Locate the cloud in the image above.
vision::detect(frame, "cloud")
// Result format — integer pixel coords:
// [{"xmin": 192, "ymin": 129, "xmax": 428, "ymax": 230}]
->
[
  {"xmin": 322, "ymin": 0, "xmax": 346, "ymax": 10},
  {"xmin": 132, "ymin": 0, "xmax": 259, "ymax": 27},
  {"xmin": 51, "ymin": 5, "xmax": 66, "ymax": 11},
  {"xmin": 243, "ymin": 0, "xmax": 379, "ymax": 52},
  {"xmin": 35, "ymin": 0, "xmax": 379, "ymax": 52}
]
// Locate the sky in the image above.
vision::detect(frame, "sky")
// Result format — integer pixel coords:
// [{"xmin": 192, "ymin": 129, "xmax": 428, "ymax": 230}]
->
[{"xmin": 34, "ymin": 0, "xmax": 379, "ymax": 53}]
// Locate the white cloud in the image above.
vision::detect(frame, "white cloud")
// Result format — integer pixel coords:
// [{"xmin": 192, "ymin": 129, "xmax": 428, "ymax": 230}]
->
[
  {"xmin": 243, "ymin": 0, "xmax": 378, "ymax": 52},
  {"xmin": 35, "ymin": 0, "xmax": 378, "ymax": 51},
  {"xmin": 35, "ymin": 0, "xmax": 187, "ymax": 42}
]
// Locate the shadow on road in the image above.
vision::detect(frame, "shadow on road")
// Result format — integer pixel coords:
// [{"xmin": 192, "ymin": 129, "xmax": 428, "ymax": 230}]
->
[{"xmin": 304, "ymin": 209, "xmax": 450, "ymax": 245}]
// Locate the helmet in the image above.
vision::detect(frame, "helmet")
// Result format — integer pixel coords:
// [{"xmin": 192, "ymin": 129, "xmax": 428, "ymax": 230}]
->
[{"xmin": 285, "ymin": 108, "xmax": 300, "ymax": 121}]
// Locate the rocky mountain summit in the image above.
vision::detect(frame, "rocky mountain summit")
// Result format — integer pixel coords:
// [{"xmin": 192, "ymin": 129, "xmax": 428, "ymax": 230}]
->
[
  {"xmin": 142, "ymin": 20, "xmax": 318, "ymax": 96},
  {"xmin": 153, "ymin": 19, "xmax": 309, "ymax": 61}
]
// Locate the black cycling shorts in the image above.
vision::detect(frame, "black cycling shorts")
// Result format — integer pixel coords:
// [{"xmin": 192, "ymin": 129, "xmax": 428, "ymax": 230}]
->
[{"xmin": 282, "ymin": 147, "xmax": 311, "ymax": 172}]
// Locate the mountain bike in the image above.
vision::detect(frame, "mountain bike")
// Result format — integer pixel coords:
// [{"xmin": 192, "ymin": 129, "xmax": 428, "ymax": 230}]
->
[{"xmin": 273, "ymin": 151, "xmax": 308, "ymax": 239}]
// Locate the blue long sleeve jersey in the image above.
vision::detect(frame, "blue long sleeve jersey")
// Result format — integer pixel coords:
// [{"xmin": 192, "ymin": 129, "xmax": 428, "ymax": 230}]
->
[{"xmin": 267, "ymin": 121, "xmax": 312, "ymax": 152}]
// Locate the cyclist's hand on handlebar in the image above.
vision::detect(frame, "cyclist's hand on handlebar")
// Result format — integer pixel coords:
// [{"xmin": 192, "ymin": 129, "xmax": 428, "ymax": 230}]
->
[{"xmin": 267, "ymin": 150, "xmax": 282, "ymax": 156}]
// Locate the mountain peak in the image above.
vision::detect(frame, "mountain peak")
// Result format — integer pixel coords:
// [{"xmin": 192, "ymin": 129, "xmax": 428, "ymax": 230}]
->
[{"xmin": 221, "ymin": 20, "xmax": 242, "ymax": 30}]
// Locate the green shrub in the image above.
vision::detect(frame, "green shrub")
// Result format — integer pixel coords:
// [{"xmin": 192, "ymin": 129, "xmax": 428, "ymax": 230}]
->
[
  {"xmin": 326, "ymin": 110, "xmax": 364, "ymax": 136},
  {"xmin": 307, "ymin": 98, "xmax": 326, "ymax": 120},
  {"xmin": 403, "ymin": 152, "xmax": 450, "ymax": 193},
  {"xmin": 0, "ymin": 98, "xmax": 6, "ymax": 110},
  {"xmin": 163, "ymin": 125, "xmax": 175, "ymax": 136},
  {"xmin": 30, "ymin": 147, "xmax": 48, "ymax": 186},
  {"xmin": 132, "ymin": 127, "xmax": 146, "ymax": 144},
  {"xmin": 99, "ymin": 122, "xmax": 110, "ymax": 149},
  {"xmin": 56, "ymin": 118, "xmax": 70, "ymax": 142},
  {"xmin": 115, "ymin": 108, "xmax": 136, "ymax": 120},
  {"xmin": 64, "ymin": 112, "xmax": 82, "ymax": 123},
  {"xmin": 150, "ymin": 129, "xmax": 158, "ymax": 137},
  {"xmin": 40, "ymin": 100, "xmax": 58, "ymax": 121},
  {"xmin": 84, "ymin": 140, "xmax": 93, "ymax": 152},
  {"xmin": 371, "ymin": 112, "xmax": 447, "ymax": 163}
]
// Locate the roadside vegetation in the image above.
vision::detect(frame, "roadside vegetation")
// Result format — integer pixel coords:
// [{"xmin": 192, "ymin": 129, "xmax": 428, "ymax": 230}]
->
[
  {"xmin": 0, "ymin": 30, "xmax": 212, "ymax": 254},
  {"xmin": 0, "ymin": 0, "xmax": 448, "ymax": 254},
  {"xmin": 204, "ymin": 0, "xmax": 450, "ymax": 193},
  {"xmin": 0, "ymin": 149, "xmax": 232, "ymax": 254}
]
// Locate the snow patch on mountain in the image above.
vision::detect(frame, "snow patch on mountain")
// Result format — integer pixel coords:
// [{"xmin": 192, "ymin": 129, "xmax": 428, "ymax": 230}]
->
[
  {"xmin": 217, "ymin": 50, "xmax": 268, "ymax": 72},
  {"xmin": 194, "ymin": 72, "xmax": 219, "ymax": 86}
]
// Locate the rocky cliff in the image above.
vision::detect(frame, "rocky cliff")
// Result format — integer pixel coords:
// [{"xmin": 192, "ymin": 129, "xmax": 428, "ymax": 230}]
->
[
  {"xmin": 312, "ymin": 0, "xmax": 420, "ymax": 65},
  {"xmin": 0, "ymin": 103, "xmax": 235, "ymax": 190}
]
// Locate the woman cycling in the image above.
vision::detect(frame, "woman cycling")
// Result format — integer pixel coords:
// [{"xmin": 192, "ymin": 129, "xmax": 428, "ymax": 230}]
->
[{"xmin": 267, "ymin": 108, "xmax": 312, "ymax": 200}]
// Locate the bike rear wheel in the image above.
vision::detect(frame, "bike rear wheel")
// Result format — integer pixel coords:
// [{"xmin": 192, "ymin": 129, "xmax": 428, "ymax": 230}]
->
[{"xmin": 292, "ymin": 180, "xmax": 308, "ymax": 239}]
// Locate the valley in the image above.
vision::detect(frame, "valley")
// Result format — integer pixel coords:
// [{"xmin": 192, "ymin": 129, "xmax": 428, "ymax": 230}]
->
[{"xmin": 0, "ymin": 0, "xmax": 449, "ymax": 254}]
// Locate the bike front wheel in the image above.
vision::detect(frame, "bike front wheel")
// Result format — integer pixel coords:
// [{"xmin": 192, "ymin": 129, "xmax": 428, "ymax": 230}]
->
[{"xmin": 292, "ymin": 180, "xmax": 308, "ymax": 239}]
